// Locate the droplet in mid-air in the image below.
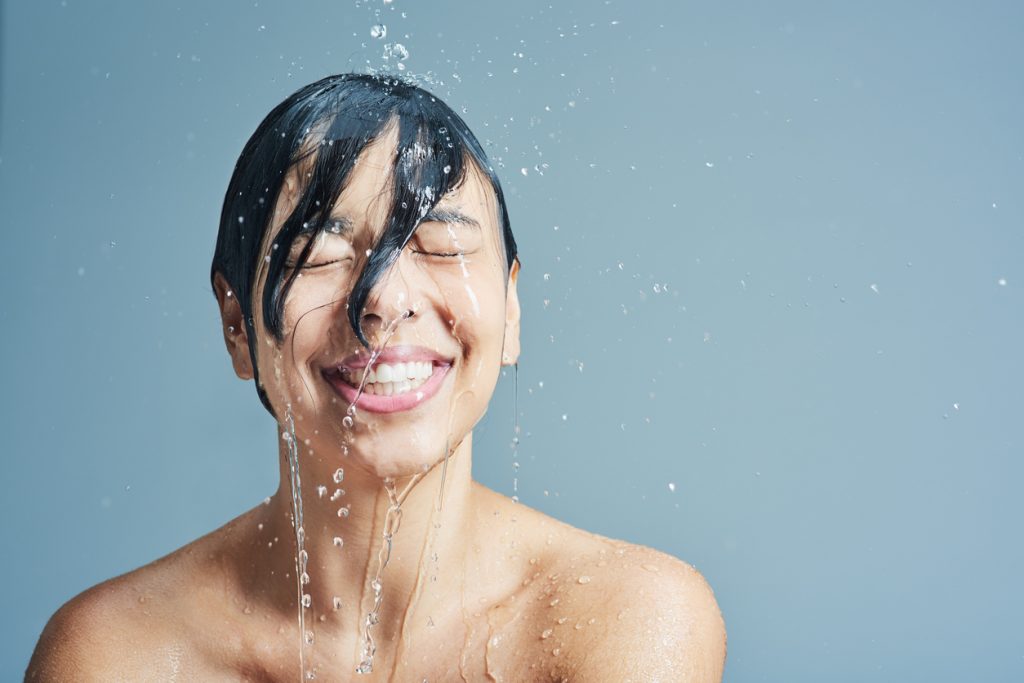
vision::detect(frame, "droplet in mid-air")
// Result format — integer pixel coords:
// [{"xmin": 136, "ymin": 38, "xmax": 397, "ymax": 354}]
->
[{"xmin": 370, "ymin": 24, "xmax": 386, "ymax": 39}]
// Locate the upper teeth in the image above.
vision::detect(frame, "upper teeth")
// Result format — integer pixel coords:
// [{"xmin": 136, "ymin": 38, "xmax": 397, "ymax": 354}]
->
[{"xmin": 347, "ymin": 360, "xmax": 434, "ymax": 395}]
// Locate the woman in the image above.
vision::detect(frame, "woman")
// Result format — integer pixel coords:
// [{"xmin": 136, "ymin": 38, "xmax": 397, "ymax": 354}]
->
[{"xmin": 28, "ymin": 74, "xmax": 726, "ymax": 682}]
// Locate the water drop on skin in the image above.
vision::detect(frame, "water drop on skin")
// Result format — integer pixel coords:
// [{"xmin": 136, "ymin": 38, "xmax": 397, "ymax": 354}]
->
[
  {"xmin": 342, "ymin": 415, "xmax": 354, "ymax": 429},
  {"xmin": 333, "ymin": 537, "xmax": 344, "ymax": 547},
  {"xmin": 333, "ymin": 468, "xmax": 345, "ymax": 484}
]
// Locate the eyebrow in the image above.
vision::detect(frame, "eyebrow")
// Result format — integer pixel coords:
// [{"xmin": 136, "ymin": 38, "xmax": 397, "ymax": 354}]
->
[{"xmin": 421, "ymin": 207, "xmax": 481, "ymax": 229}]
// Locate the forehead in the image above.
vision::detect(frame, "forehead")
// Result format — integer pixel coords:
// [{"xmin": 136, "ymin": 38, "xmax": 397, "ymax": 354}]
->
[{"xmin": 267, "ymin": 124, "xmax": 500, "ymax": 243}]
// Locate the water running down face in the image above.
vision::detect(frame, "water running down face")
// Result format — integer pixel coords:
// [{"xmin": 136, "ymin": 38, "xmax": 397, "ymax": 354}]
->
[{"xmin": 222, "ymin": 123, "xmax": 520, "ymax": 480}]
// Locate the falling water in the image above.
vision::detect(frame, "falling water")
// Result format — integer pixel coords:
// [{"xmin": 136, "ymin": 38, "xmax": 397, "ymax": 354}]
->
[
  {"xmin": 283, "ymin": 406, "xmax": 313, "ymax": 681},
  {"xmin": 336, "ymin": 310, "xmax": 413, "ymax": 675},
  {"xmin": 511, "ymin": 362, "xmax": 520, "ymax": 503},
  {"xmin": 356, "ymin": 478, "xmax": 405, "ymax": 674}
]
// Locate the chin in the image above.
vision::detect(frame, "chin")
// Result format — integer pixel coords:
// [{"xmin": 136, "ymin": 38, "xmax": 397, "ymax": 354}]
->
[{"xmin": 345, "ymin": 452, "xmax": 445, "ymax": 481}]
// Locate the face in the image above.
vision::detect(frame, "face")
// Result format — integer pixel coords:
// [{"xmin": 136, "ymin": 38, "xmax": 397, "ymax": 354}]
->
[{"xmin": 216, "ymin": 124, "xmax": 520, "ymax": 479}]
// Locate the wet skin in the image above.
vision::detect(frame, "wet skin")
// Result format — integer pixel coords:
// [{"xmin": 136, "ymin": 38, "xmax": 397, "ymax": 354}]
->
[{"xmin": 27, "ymin": 127, "xmax": 726, "ymax": 682}]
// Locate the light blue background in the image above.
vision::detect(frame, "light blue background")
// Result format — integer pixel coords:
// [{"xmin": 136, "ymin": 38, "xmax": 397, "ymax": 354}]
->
[{"xmin": 2, "ymin": 1, "xmax": 1021, "ymax": 680}]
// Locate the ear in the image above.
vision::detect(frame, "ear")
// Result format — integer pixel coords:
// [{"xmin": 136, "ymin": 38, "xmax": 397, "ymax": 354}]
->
[
  {"xmin": 213, "ymin": 272, "xmax": 255, "ymax": 381},
  {"xmin": 501, "ymin": 259, "xmax": 521, "ymax": 366}
]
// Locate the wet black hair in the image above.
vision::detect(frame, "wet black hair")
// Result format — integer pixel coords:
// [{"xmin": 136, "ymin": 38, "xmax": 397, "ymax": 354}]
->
[{"xmin": 210, "ymin": 73, "xmax": 517, "ymax": 416}]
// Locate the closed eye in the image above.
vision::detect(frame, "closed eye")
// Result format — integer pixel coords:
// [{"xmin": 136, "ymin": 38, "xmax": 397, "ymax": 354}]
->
[
  {"xmin": 412, "ymin": 249, "xmax": 465, "ymax": 258},
  {"xmin": 286, "ymin": 256, "xmax": 354, "ymax": 270}
]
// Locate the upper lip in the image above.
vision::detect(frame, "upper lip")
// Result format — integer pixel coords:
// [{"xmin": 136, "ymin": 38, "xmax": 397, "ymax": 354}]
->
[{"xmin": 329, "ymin": 345, "xmax": 453, "ymax": 371}]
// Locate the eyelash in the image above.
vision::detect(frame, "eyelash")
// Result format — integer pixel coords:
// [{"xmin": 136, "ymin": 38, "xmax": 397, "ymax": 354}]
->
[
  {"xmin": 412, "ymin": 249, "xmax": 465, "ymax": 258},
  {"xmin": 286, "ymin": 257, "xmax": 352, "ymax": 270}
]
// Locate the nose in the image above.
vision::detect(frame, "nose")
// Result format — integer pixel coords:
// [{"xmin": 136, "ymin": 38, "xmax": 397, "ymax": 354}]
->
[{"xmin": 354, "ymin": 258, "xmax": 418, "ymax": 346}]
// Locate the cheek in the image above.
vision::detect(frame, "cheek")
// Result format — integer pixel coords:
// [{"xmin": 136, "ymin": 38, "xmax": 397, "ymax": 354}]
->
[
  {"xmin": 439, "ymin": 265, "xmax": 507, "ymax": 325},
  {"xmin": 272, "ymin": 284, "xmax": 346, "ymax": 371}
]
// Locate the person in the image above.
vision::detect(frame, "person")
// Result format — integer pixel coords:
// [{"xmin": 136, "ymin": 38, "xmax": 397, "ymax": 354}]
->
[{"xmin": 26, "ymin": 73, "xmax": 726, "ymax": 682}]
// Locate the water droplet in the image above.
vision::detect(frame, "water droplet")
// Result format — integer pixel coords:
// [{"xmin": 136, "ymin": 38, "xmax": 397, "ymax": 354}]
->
[
  {"xmin": 302, "ymin": 594, "xmax": 312, "ymax": 608},
  {"xmin": 338, "ymin": 506, "xmax": 350, "ymax": 518},
  {"xmin": 342, "ymin": 415, "xmax": 354, "ymax": 429},
  {"xmin": 388, "ymin": 42, "xmax": 409, "ymax": 61},
  {"xmin": 370, "ymin": 24, "xmax": 387, "ymax": 39},
  {"xmin": 997, "ymin": 277, "xmax": 1007, "ymax": 286},
  {"xmin": 333, "ymin": 596, "xmax": 342, "ymax": 610},
  {"xmin": 333, "ymin": 468, "xmax": 345, "ymax": 483},
  {"xmin": 443, "ymin": 164, "xmax": 451, "ymax": 174},
  {"xmin": 540, "ymin": 628, "xmax": 553, "ymax": 639},
  {"xmin": 333, "ymin": 536, "xmax": 344, "ymax": 547},
  {"xmin": 577, "ymin": 575, "xmax": 592, "ymax": 584},
  {"xmin": 317, "ymin": 485, "xmax": 327, "ymax": 498},
  {"xmin": 668, "ymin": 482, "xmax": 676, "ymax": 492}
]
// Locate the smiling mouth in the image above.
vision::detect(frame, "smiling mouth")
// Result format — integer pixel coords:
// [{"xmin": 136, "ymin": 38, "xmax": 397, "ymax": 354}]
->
[
  {"xmin": 342, "ymin": 360, "xmax": 436, "ymax": 397},
  {"xmin": 321, "ymin": 347, "xmax": 453, "ymax": 413}
]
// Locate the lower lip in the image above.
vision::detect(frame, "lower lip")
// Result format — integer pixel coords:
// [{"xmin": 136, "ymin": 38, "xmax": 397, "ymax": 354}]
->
[{"xmin": 323, "ymin": 364, "xmax": 451, "ymax": 414}]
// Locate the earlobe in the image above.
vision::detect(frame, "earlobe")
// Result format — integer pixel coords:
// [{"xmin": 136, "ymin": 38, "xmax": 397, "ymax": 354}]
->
[
  {"xmin": 502, "ymin": 260, "xmax": 521, "ymax": 366},
  {"xmin": 213, "ymin": 272, "xmax": 255, "ymax": 381}
]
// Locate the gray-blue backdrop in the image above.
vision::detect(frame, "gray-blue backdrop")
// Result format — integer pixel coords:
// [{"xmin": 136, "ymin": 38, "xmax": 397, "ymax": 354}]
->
[{"xmin": 2, "ymin": 1, "xmax": 1021, "ymax": 680}]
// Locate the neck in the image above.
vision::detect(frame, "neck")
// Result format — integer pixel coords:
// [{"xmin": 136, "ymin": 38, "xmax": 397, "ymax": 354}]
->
[{"xmin": 257, "ymin": 429, "xmax": 477, "ymax": 672}]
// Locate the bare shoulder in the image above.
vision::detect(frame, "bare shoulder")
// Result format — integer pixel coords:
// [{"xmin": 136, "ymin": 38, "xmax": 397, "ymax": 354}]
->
[
  {"xmin": 25, "ymin": 512, "xmax": 256, "ymax": 682},
  {"xmin": 25, "ymin": 568, "xmax": 190, "ymax": 681},
  {"xmin": 568, "ymin": 542, "xmax": 727, "ymax": 682},
  {"xmin": 514, "ymin": 511, "xmax": 727, "ymax": 683}
]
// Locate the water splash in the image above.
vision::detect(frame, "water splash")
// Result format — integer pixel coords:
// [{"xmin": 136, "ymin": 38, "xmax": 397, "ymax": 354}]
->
[
  {"xmin": 284, "ymin": 406, "xmax": 312, "ymax": 681},
  {"xmin": 356, "ymin": 478, "xmax": 406, "ymax": 674},
  {"xmin": 511, "ymin": 362, "xmax": 520, "ymax": 503},
  {"xmin": 344, "ymin": 310, "xmax": 414, "ymax": 422},
  {"xmin": 436, "ymin": 434, "xmax": 451, "ymax": 511}
]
